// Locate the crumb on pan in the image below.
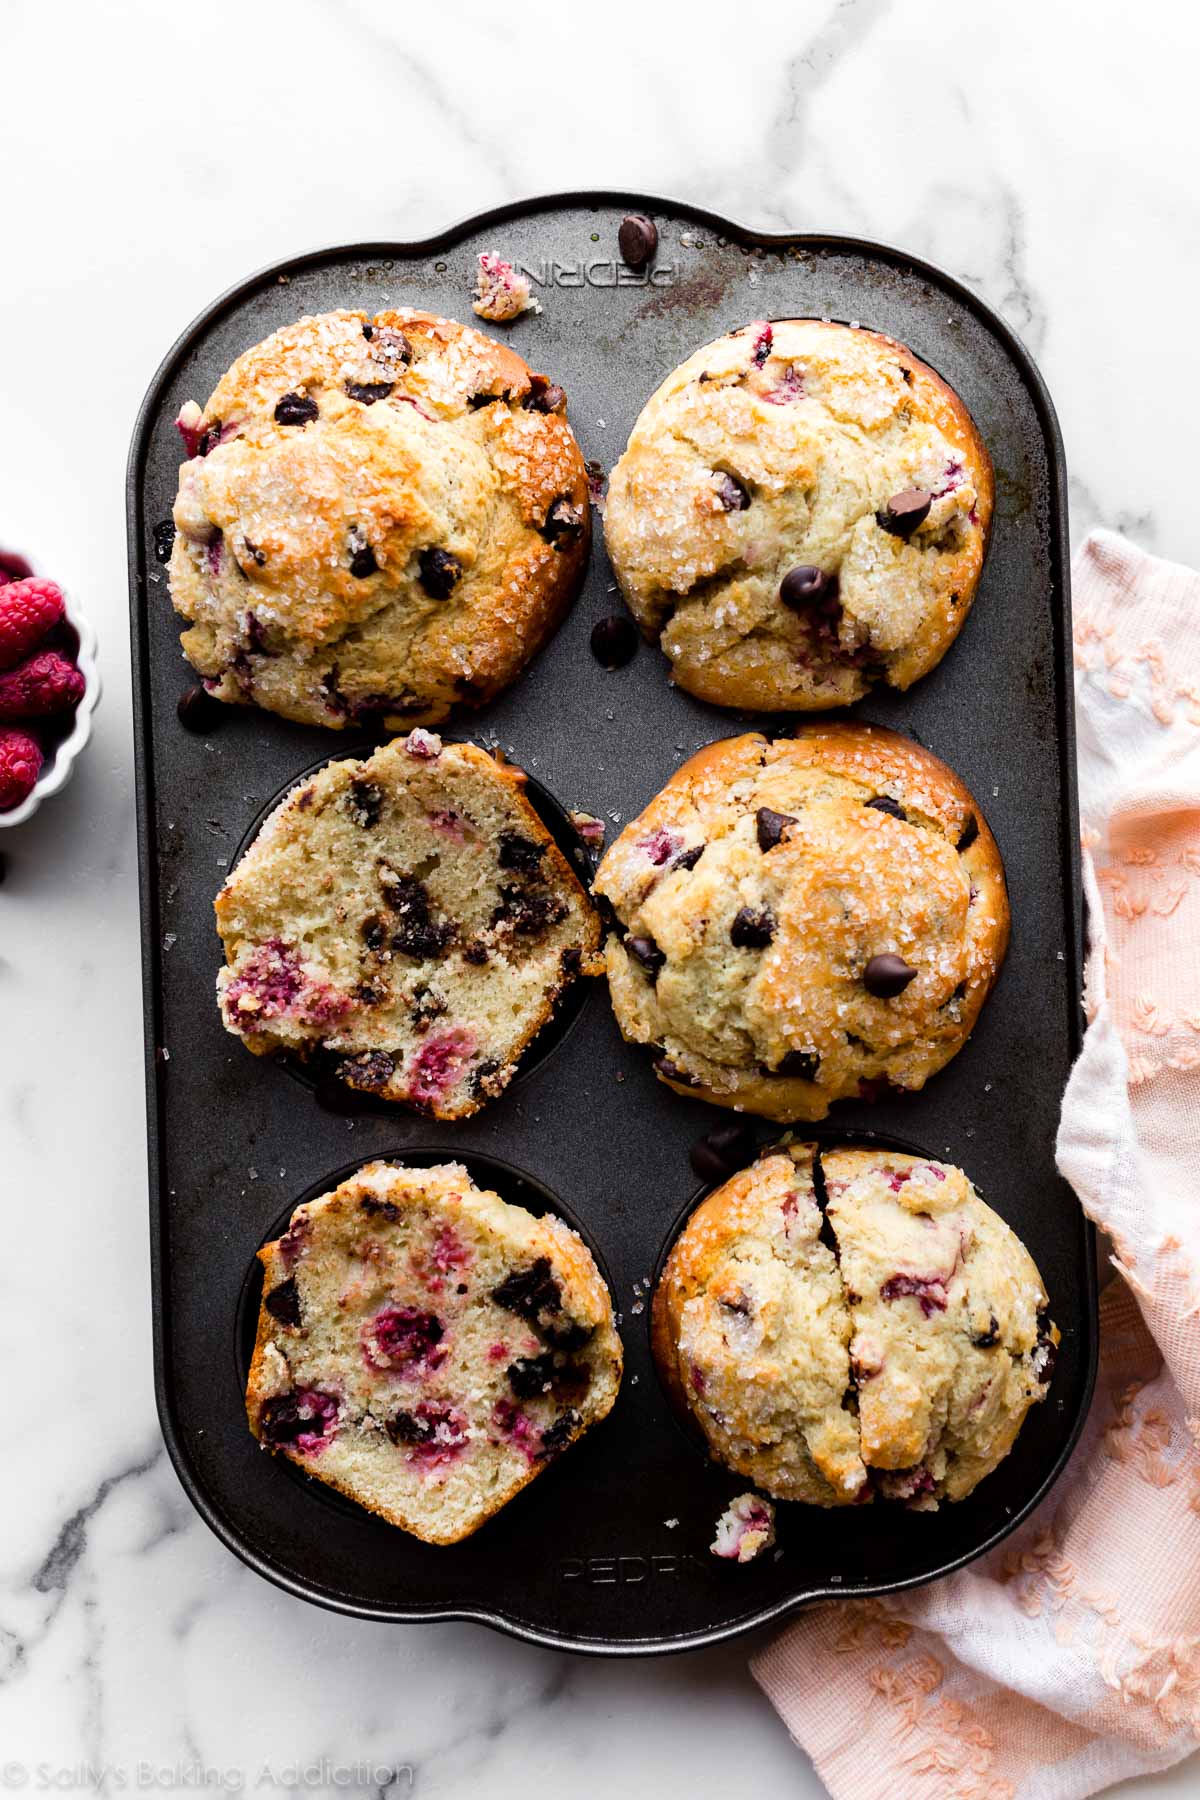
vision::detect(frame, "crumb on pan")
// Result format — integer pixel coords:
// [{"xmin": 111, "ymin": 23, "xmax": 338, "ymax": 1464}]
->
[
  {"xmin": 711, "ymin": 1492, "xmax": 776, "ymax": 1563},
  {"xmin": 472, "ymin": 252, "xmax": 540, "ymax": 323}
]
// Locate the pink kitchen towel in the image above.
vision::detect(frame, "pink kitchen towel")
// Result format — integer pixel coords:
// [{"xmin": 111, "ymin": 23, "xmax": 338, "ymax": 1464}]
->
[{"xmin": 754, "ymin": 531, "xmax": 1200, "ymax": 1799}]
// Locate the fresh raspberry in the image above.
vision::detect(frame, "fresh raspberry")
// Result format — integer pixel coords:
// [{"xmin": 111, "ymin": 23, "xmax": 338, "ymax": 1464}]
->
[
  {"xmin": 0, "ymin": 578, "xmax": 66, "ymax": 670},
  {"xmin": 0, "ymin": 650, "xmax": 85, "ymax": 719},
  {"xmin": 0, "ymin": 551, "xmax": 34, "ymax": 587},
  {"xmin": 0, "ymin": 728, "xmax": 43, "ymax": 811}
]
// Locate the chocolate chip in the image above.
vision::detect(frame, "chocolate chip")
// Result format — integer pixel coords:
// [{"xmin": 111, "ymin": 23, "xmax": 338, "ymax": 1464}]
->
[
  {"xmin": 863, "ymin": 952, "xmax": 918, "ymax": 998},
  {"xmin": 506, "ymin": 1353, "xmax": 556, "ymax": 1399},
  {"xmin": 385, "ymin": 1407, "xmax": 457, "ymax": 1449},
  {"xmin": 673, "ymin": 844, "xmax": 705, "ymax": 871},
  {"xmin": 626, "ymin": 934, "xmax": 665, "ymax": 976},
  {"xmin": 525, "ymin": 374, "xmax": 566, "ymax": 414},
  {"xmin": 370, "ymin": 327, "xmax": 412, "ymax": 366},
  {"xmin": 690, "ymin": 1121, "xmax": 756, "ymax": 1184},
  {"xmin": 153, "ymin": 520, "xmax": 176, "ymax": 564},
  {"xmin": 361, "ymin": 323, "xmax": 374, "ymax": 340},
  {"xmin": 618, "ymin": 213, "xmax": 658, "ymax": 268},
  {"xmin": 345, "ymin": 381, "xmax": 394, "ymax": 404},
  {"xmin": 590, "ymin": 614, "xmax": 639, "ymax": 668},
  {"xmin": 176, "ymin": 685, "xmax": 223, "ymax": 732},
  {"xmin": 560, "ymin": 945, "xmax": 582, "ymax": 977},
  {"xmin": 956, "ymin": 813, "xmax": 979, "ymax": 852},
  {"xmin": 274, "ymin": 391, "xmax": 319, "ymax": 426},
  {"xmin": 357, "ymin": 1194, "xmax": 400, "ymax": 1220},
  {"xmin": 260, "ymin": 1392, "xmax": 331, "ymax": 1447},
  {"xmin": 866, "ymin": 795, "xmax": 906, "ymax": 820},
  {"xmin": 361, "ymin": 914, "xmax": 389, "ymax": 951},
  {"xmin": 341, "ymin": 1050, "xmax": 396, "ymax": 1091},
  {"xmin": 756, "ymin": 806, "xmax": 797, "ymax": 851},
  {"xmin": 347, "ymin": 778, "xmax": 384, "ymax": 826},
  {"xmin": 463, "ymin": 940, "xmax": 490, "ymax": 966},
  {"xmin": 780, "ymin": 565, "xmax": 833, "ymax": 609},
  {"xmin": 471, "ymin": 1057, "xmax": 501, "ymax": 1097},
  {"xmin": 542, "ymin": 498, "xmax": 585, "ymax": 547},
  {"xmin": 418, "ymin": 547, "xmax": 462, "ymax": 599},
  {"xmin": 538, "ymin": 1408, "xmax": 583, "ymax": 1459},
  {"xmin": 394, "ymin": 914, "xmax": 455, "ymax": 960},
  {"xmin": 876, "ymin": 488, "xmax": 932, "ymax": 537},
  {"xmin": 264, "ymin": 1278, "xmax": 302, "ymax": 1328},
  {"xmin": 410, "ymin": 986, "xmax": 447, "ymax": 1030},
  {"xmin": 972, "ymin": 1315, "xmax": 1000, "ymax": 1349},
  {"xmin": 714, "ymin": 473, "xmax": 750, "ymax": 512},
  {"xmin": 350, "ymin": 543, "xmax": 378, "ymax": 579},
  {"xmin": 654, "ymin": 1054, "xmax": 701, "ymax": 1088},
  {"xmin": 507, "ymin": 1353, "xmax": 588, "ymax": 1400},
  {"xmin": 492, "ymin": 884, "xmax": 567, "ymax": 939},
  {"xmin": 772, "ymin": 1049, "xmax": 818, "ymax": 1080},
  {"xmin": 492, "ymin": 1257, "xmax": 563, "ymax": 1329},
  {"xmin": 498, "ymin": 831, "xmax": 545, "ymax": 873},
  {"xmin": 592, "ymin": 890, "xmax": 620, "ymax": 935},
  {"xmin": 730, "ymin": 906, "xmax": 776, "ymax": 949}
]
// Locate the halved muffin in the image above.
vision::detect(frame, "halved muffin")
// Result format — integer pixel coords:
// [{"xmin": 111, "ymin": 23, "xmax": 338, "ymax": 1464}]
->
[
  {"xmin": 216, "ymin": 734, "xmax": 602, "ymax": 1117},
  {"xmin": 247, "ymin": 1159, "xmax": 623, "ymax": 1544}
]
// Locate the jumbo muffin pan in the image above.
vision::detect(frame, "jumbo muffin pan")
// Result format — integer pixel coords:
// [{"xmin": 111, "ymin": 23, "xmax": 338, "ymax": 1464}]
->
[{"xmin": 128, "ymin": 192, "xmax": 1096, "ymax": 1654}]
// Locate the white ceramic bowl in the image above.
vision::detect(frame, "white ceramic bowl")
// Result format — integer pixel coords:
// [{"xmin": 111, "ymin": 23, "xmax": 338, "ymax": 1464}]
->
[{"xmin": 0, "ymin": 589, "xmax": 101, "ymax": 828}]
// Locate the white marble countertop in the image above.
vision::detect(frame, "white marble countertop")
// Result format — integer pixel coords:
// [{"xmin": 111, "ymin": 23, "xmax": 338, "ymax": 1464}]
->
[{"xmin": 3, "ymin": 1, "xmax": 1198, "ymax": 1793}]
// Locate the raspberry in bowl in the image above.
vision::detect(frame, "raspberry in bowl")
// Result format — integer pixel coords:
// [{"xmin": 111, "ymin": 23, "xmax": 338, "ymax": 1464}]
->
[{"xmin": 0, "ymin": 561, "xmax": 100, "ymax": 827}]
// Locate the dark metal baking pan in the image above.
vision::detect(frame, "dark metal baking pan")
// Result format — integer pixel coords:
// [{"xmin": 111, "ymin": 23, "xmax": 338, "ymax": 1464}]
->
[{"xmin": 127, "ymin": 191, "xmax": 1096, "ymax": 1655}]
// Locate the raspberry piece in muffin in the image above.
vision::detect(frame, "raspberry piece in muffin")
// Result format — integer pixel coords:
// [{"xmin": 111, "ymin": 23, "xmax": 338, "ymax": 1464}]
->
[
  {"xmin": 604, "ymin": 319, "xmax": 992, "ymax": 711},
  {"xmin": 594, "ymin": 723, "xmax": 1008, "ymax": 1122},
  {"xmin": 215, "ymin": 736, "xmax": 602, "ymax": 1118},
  {"xmin": 247, "ymin": 1160, "xmax": 622, "ymax": 1543},
  {"xmin": 167, "ymin": 309, "xmax": 588, "ymax": 729},
  {"xmin": 653, "ymin": 1143, "xmax": 1057, "ymax": 1509}
]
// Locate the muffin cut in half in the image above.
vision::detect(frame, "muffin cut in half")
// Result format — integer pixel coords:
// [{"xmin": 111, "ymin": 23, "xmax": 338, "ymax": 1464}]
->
[
  {"xmin": 215, "ymin": 734, "xmax": 602, "ymax": 1118},
  {"xmin": 594, "ymin": 723, "xmax": 1008, "ymax": 1122},
  {"xmin": 247, "ymin": 1160, "xmax": 623, "ymax": 1543},
  {"xmin": 168, "ymin": 308, "xmax": 590, "ymax": 729},
  {"xmin": 653, "ymin": 1143, "xmax": 1057, "ymax": 1508},
  {"xmin": 604, "ymin": 318, "xmax": 992, "ymax": 711}
]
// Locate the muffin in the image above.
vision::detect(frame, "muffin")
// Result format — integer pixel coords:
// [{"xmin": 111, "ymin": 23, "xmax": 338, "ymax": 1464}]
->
[
  {"xmin": 168, "ymin": 309, "xmax": 589, "ymax": 728},
  {"xmin": 247, "ymin": 1159, "xmax": 623, "ymax": 1543},
  {"xmin": 215, "ymin": 733, "xmax": 602, "ymax": 1117},
  {"xmin": 652, "ymin": 1143, "xmax": 1058, "ymax": 1508},
  {"xmin": 593, "ymin": 724, "xmax": 1008, "ymax": 1122},
  {"xmin": 604, "ymin": 319, "xmax": 992, "ymax": 710}
]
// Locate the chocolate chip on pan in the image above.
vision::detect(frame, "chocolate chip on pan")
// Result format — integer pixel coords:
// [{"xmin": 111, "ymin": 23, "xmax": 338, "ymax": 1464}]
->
[
  {"xmin": 690, "ymin": 1122, "xmax": 756, "ymax": 1184},
  {"xmin": 618, "ymin": 214, "xmax": 658, "ymax": 269},
  {"xmin": 590, "ymin": 614, "xmax": 639, "ymax": 668}
]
